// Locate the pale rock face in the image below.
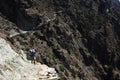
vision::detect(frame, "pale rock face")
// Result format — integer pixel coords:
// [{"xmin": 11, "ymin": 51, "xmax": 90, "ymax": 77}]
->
[{"xmin": 0, "ymin": 37, "xmax": 59, "ymax": 80}]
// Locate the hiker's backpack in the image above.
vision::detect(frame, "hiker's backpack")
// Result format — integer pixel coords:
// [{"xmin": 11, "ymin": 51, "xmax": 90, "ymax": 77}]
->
[{"xmin": 29, "ymin": 49, "xmax": 36, "ymax": 57}]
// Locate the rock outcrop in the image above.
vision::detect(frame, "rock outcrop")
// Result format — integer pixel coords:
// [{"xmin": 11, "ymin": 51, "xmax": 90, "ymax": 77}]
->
[{"xmin": 0, "ymin": 37, "xmax": 59, "ymax": 80}]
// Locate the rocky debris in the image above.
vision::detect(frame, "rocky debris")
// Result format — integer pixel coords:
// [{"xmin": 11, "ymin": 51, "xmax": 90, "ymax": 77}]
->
[{"xmin": 0, "ymin": 37, "xmax": 59, "ymax": 80}]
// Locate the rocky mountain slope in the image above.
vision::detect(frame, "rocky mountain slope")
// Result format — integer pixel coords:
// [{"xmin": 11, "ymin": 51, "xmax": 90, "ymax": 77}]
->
[
  {"xmin": 0, "ymin": 0, "xmax": 120, "ymax": 80},
  {"xmin": 0, "ymin": 37, "xmax": 59, "ymax": 80}
]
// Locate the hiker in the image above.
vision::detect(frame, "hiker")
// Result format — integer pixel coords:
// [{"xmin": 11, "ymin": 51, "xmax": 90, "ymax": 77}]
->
[{"xmin": 29, "ymin": 49, "xmax": 36, "ymax": 64}]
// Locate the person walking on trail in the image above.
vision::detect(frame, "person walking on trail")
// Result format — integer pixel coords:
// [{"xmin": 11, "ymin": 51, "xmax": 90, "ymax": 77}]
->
[{"xmin": 29, "ymin": 49, "xmax": 36, "ymax": 64}]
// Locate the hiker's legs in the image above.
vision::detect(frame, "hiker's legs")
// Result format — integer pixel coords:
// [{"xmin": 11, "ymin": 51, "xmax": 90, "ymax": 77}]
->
[
  {"xmin": 30, "ymin": 57, "xmax": 34, "ymax": 64},
  {"xmin": 33, "ymin": 57, "xmax": 36, "ymax": 64}
]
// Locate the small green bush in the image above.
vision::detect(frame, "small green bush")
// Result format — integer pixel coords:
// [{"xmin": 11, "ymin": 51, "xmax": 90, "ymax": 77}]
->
[
  {"xmin": 19, "ymin": 33, "xmax": 25, "ymax": 38},
  {"xmin": 59, "ymin": 64, "xmax": 66, "ymax": 72},
  {"xmin": 29, "ymin": 38, "xmax": 34, "ymax": 47},
  {"xmin": 64, "ymin": 70, "xmax": 69, "ymax": 77},
  {"xmin": 46, "ymin": 50, "xmax": 56, "ymax": 61},
  {"xmin": 54, "ymin": 16, "xmax": 59, "ymax": 25}
]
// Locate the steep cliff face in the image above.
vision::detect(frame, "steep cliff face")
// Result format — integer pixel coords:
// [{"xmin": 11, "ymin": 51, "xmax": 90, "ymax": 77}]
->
[{"xmin": 0, "ymin": 0, "xmax": 120, "ymax": 80}]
